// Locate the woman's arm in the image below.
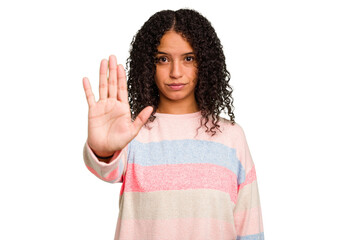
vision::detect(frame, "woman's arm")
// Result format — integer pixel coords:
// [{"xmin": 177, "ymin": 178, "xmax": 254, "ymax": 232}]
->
[
  {"xmin": 83, "ymin": 141, "xmax": 128, "ymax": 183},
  {"xmin": 233, "ymin": 126, "xmax": 264, "ymax": 239},
  {"xmin": 81, "ymin": 55, "xmax": 153, "ymax": 183}
]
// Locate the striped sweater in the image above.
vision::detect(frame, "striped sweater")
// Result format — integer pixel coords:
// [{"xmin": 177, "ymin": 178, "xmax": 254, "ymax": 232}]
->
[{"xmin": 83, "ymin": 111, "xmax": 264, "ymax": 240}]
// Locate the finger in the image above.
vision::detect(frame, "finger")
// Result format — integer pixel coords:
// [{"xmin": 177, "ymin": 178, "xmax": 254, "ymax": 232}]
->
[
  {"xmin": 82, "ymin": 77, "xmax": 96, "ymax": 107},
  {"xmin": 130, "ymin": 106, "xmax": 154, "ymax": 137},
  {"xmin": 117, "ymin": 64, "xmax": 129, "ymax": 103},
  {"xmin": 99, "ymin": 59, "xmax": 108, "ymax": 100},
  {"xmin": 108, "ymin": 55, "xmax": 118, "ymax": 99}
]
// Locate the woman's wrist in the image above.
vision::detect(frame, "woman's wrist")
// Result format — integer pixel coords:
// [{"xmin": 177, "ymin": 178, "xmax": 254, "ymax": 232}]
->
[
  {"xmin": 94, "ymin": 152, "xmax": 114, "ymax": 159},
  {"xmin": 87, "ymin": 142, "xmax": 115, "ymax": 159}
]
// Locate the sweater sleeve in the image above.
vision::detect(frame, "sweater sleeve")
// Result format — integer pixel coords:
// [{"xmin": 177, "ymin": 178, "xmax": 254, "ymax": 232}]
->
[
  {"xmin": 83, "ymin": 141, "xmax": 129, "ymax": 183},
  {"xmin": 233, "ymin": 127, "xmax": 264, "ymax": 240}
]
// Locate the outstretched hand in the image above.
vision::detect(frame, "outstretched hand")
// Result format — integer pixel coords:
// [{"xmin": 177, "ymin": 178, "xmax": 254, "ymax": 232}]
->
[{"xmin": 82, "ymin": 55, "xmax": 153, "ymax": 157}]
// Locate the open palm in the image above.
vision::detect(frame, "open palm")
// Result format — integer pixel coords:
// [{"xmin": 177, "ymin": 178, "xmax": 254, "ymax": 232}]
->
[{"xmin": 83, "ymin": 55, "xmax": 153, "ymax": 157}]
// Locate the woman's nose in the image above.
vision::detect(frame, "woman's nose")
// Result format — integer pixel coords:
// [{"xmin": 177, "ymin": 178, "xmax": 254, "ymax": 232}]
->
[{"xmin": 170, "ymin": 60, "xmax": 182, "ymax": 79}]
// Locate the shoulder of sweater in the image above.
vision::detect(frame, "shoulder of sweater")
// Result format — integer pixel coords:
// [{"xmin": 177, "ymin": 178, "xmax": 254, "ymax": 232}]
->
[
  {"xmin": 220, "ymin": 118, "xmax": 249, "ymax": 149},
  {"xmin": 217, "ymin": 116, "xmax": 244, "ymax": 134}
]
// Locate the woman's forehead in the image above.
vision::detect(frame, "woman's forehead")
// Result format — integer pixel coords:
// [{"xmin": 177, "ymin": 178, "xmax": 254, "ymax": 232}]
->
[{"xmin": 157, "ymin": 31, "xmax": 194, "ymax": 55}]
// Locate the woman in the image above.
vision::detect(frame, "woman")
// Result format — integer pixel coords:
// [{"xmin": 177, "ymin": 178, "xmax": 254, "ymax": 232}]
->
[{"xmin": 83, "ymin": 8, "xmax": 264, "ymax": 240}]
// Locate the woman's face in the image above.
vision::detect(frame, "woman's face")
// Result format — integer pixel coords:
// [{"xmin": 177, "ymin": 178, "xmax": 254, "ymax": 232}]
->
[{"xmin": 154, "ymin": 31, "xmax": 198, "ymax": 110}]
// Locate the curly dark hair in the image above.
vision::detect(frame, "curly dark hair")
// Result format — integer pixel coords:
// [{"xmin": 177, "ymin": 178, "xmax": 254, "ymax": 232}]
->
[{"xmin": 126, "ymin": 8, "xmax": 235, "ymax": 136}]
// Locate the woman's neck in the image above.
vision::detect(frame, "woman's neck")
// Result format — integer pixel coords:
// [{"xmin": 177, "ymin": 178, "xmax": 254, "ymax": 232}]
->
[{"xmin": 156, "ymin": 104, "xmax": 200, "ymax": 114}]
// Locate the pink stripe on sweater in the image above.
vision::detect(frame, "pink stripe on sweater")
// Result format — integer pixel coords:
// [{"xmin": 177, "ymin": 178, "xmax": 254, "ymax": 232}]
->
[
  {"xmin": 234, "ymin": 207, "xmax": 264, "ymax": 236},
  {"xmin": 238, "ymin": 166, "xmax": 257, "ymax": 191},
  {"xmin": 86, "ymin": 165, "xmax": 119, "ymax": 182},
  {"xmin": 123, "ymin": 163, "xmax": 238, "ymax": 203},
  {"xmin": 115, "ymin": 218, "xmax": 236, "ymax": 240},
  {"xmin": 86, "ymin": 165, "xmax": 102, "ymax": 179},
  {"xmin": 105, "ymin": 167, "xmax": 119, "ymax": 181}
]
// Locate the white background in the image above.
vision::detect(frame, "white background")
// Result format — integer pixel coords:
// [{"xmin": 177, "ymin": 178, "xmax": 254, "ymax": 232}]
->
[{"xmin": 1, "ymin": 0, "xmax": 359, "ymax": 239}]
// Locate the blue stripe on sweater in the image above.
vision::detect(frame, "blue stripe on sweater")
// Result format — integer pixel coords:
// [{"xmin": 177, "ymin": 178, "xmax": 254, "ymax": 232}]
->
[
  {"xmin": 128, "ymin": 139, "xmax": 245, "ymax": 184},
  {"xmin": 237, "ymin": 232, "xmax": 264, "ymax": 240}
]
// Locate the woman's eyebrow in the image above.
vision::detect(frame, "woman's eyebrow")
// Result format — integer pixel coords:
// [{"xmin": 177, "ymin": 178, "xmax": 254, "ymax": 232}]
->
[{"xmin": 156, "ymin": 51, "xmax": 195, "ymax": 56}]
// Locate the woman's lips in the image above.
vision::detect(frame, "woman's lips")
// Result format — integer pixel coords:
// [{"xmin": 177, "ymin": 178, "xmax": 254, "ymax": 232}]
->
[{"xmin": 167, "ymin": 84, "xmax": 185, "ymax": 90}]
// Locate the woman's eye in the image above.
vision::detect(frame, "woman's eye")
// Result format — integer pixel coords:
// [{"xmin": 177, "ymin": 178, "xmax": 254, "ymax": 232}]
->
[
  {"xmin": 156, "ymin": 56, "xmax": 168, "ymax": 63},
  {"xmin": 185, "ymin": 56, "xmax": 195, "ymax": 62}
]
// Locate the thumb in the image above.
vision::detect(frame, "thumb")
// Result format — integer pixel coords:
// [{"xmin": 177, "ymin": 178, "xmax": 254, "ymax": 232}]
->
[{"xmin": 131, "ymin": 106, "xmax": 154, "ymax": 136}]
